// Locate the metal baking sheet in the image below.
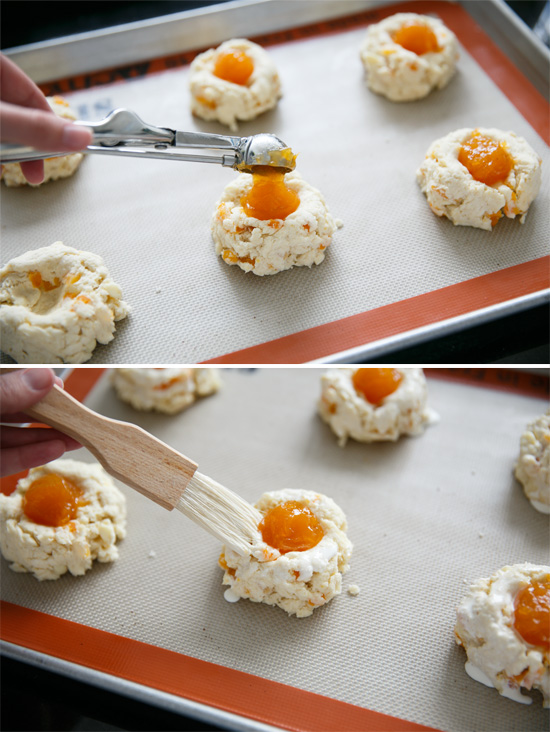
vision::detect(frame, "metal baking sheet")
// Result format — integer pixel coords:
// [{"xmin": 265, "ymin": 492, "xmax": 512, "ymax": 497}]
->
[
  {"xmin": 1, "ymin": 367, "xmax": 549, "ymax": 732},
  {"xmin": 1, "ymin": 0, "xmax": 548, "ymax": 365}
]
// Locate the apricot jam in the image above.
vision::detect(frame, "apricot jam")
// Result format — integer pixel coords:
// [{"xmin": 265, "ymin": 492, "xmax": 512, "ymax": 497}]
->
[
  {"xmin": 392, "ymin": 23, "xmax": 440, "ymax": 55},
  {"xmin": 213, "ymin": 49, "xmax": 254, "ymax": 85},
  {"xmin": 352, "ymin": 368, "xmax": 403, "ymax": 405},
  {"xmin": 458, "ymin": 132, "xmax": 513, "ymax": 186},
  {"xmin": 22, "ymin": 474, "xmax": 85, "ymax": 527},
  {"xmin": 259, "ymin": 501, "xmax": 324, "ymax": 554},
  {"xmin": 241, "ymin": 166, "xmax": 300, "ymax": 220},
  {"xmin": 513, "ymin": 578, "xmax": 550, "ymax": 651}
]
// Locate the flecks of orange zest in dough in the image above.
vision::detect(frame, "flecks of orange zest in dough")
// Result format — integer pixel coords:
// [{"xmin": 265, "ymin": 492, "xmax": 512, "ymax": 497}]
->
[
  {"xmin": 213, "ymin": 49, "xmax": 254, "ymax": 85},
  {"xmin": 392, "ymin": 23, "xmax": 440, "ymax": 55},
  {"xmin": 352, "ymin": 368, "xmax": 403, "ymax": 405},
  {"xmin": 240, "ymin": 166, "xmax": 300, "ymax": 221},
  {"xmin": 65, "ymin": 293, "xmax": 91, "ymax": 305},
  {"xmin": 195, "ymin": 95, "xmax": 217, "ymax": 109},
  {"xmin": 222, "ymin": 249, "xmax": 239, "ymax": 264},
  {"xmin": 52, "ymin": 96, "xmax": 70, "ymax": 107},
  {"xmin": 28, "ymin": 271, "xmax": 60, "ymax": 291},
  {"xmin": 153, "ymin": 376, "xmax": 184, "ymax": 391},
  {"xmin": 22, "ymin": 474, "xmax": 86, "ymax": 527},
  {"xmin": 513, "ymin": 577, "xmax": 550, "ymax": 651},
  {"xmin": 259, "ymin": 501, "xmax": 324, "ymax": 554},
  {"xmin": 222, "ymin": 249, "xmax": 256, "ymax": 266},
  {"xmin": 218, "ymin": 553, "xmax": 228, "ymax": 570},
  {"xmin": 458, "ymin": 131, "xmax": 514, "ymax": 186}
]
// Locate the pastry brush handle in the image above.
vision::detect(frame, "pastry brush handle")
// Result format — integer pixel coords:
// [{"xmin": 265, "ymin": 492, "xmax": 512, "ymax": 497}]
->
[{"xmin": 24, "ymin": 384, "xmax": 198, "ymax": 510}]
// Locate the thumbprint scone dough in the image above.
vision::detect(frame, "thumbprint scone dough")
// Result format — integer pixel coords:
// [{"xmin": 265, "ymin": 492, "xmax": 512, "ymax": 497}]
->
[
  {"xmin": 359, "ymin": 13, "xmax": 458, "ymax": 101},
  {"xmin": 1, "ymin": 96, "xmax": 84, "ymax": 187},
  {"xmin": 318, "ymin": 367, "xmax": 433, "ymax": 446},
  {"xmin": 0, "ymin": 459, "xmax": 127, "ymax": 581},
  {"xmin": 219, "ymin": 489, "xmax": 352, "ymax": 617},
  {"xmin": 514, "ymin": 411, "xmax": 550, "ymax": 514},
  {"xmin": 455, "ymin": 564, "xmax": 550, "ymax": 706},
  {"xmin": 0, "ymin": 242, "xmax": 129, "ymax": 364},
  {"xmin": 212, "ymin": 170, "xmax": 342, "ymax": 275},
  {"xmin": 189, "ymin": 38, "xmax": 281, "ymax": 131},
  {"xmin": 417, "ymin": 128, "xmax": 542, "ymax": 230},
  {"xmin": 111, "ymin": 368, "xmax": 221, "ymax": 414}
]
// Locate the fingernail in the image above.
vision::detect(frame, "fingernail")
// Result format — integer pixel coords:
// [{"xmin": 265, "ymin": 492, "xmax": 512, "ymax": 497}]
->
[
  {"xmin": 61, "ymin": 125, "xmax": 93, "ymax": 150},
  {"xmin": 22, "ymin": 368, "xmax": 53, "ymax": 391}
]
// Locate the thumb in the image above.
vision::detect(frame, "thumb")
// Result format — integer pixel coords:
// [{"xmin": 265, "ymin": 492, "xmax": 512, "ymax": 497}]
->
[{"xmin": 0, "ymin": 368, "xmax": 56, "ymax": 416}]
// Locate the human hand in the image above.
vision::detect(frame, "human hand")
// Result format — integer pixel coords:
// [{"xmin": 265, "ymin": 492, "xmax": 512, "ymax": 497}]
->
[
  {"xmin": 1, "ymin": 368, "xmax": 81, "ymax": 477},
  {"xmin": 0, "ymin": 54, "xmax": 92, "ymax": 184}
]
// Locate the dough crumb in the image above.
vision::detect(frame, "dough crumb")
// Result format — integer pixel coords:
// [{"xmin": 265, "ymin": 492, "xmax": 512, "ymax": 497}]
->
[{"xmin": 0, "ymin": 242, "xmax": 129, "ymax": 364}]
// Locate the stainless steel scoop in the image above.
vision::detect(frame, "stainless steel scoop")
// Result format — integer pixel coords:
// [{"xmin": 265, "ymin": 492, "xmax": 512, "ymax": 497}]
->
[{"xmin": 0, "ymin": 108, "xmax": 296, "ymax": 172}]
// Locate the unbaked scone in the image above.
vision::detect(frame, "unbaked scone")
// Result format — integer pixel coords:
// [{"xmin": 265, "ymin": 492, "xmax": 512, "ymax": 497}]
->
[
  {"xmin": 0, "ymin": 242, "xmax": 129, "ymax": 364},
  {"xmin": 455, "ymin": 563, "xmax": 549, "ymax": 707},
  {"xmin": 417, "ymin": 127, "xmax": 542, "ymax": 230},
  {"xmin": 212, "ymin": 170, "xmax": 342, "ymax": 275},
  {"xmin": 359, "ymin": 13, "xmax": 458, "ymax": 101},
  {"xmin": 189, "ymin": 38, "xmax": 281, "ymax": 131},
  {"xmin": 110, "ymin": 368, "xmax": 221, "ymax": 414},
  {"xmin": 219, "ymin": 489, "xmax": 352, "ymax": 617},
  {"xmin": 514, "ymin": 411, "xmax": 550, "ymax": 514},
  {"xmin": 1, "ymin": 96, "xmax": 84, "ymax": 187},
  {"xmin": 318, "ymin": 367, "xmax": 434, "ymax": 446},
  {"xmin": 0, "ymin": 459, "xmax": 127, "ymax": 581}
]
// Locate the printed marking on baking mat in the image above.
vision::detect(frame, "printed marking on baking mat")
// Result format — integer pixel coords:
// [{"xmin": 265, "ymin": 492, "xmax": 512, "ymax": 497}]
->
[
  {"xmin": 39, "ymin": 1, "xmax": 548, "ymax": 145},
  {"xmin": 200, "ymin": 256, "xmax": 549, "ymax": 363}
]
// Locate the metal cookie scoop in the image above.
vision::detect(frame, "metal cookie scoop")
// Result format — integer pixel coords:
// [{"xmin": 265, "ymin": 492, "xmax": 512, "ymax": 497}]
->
[{"xmin": 0, "ymin": 108, "xmax": 296, "ymax": 172}]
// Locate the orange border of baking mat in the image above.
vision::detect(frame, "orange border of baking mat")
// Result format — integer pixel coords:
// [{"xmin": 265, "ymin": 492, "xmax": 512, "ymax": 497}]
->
[
  {"xmin": 202, "ymin": 257, "xmax": 549, "ymax": 364},
  {"xmin": 38, "ymin": 1, "xmax": 549, "ymax": 365},
  {"xmin": 1, "ymin": 367, "xmax": 546, "ymax": 731}
]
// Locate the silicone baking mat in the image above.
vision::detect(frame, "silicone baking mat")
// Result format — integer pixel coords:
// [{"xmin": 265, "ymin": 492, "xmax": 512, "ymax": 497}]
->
[
  {"xmin": 1, "ymin": 367, "xmax": 549, "ymax": 731},
  {"xmin": 1, "ymin": 1, "xmax": 549, "ymax": 364}
]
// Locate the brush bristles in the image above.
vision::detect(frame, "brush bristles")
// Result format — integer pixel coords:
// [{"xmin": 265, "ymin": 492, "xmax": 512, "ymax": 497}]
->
[{"xmin": 176, "ymin": 471, "xmax": 262, "ymax": 555}]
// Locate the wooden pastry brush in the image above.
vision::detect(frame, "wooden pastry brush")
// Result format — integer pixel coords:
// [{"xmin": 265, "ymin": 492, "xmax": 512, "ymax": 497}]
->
[{"xmin": 24, "ymin": 384, "xmax": 262, "ymax": 555}]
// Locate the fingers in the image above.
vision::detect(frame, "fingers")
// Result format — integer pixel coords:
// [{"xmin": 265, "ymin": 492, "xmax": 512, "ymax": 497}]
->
[
  {"xmin": 0, "ymin": 368, "xmax": 57, "ymax": 417},
  {"xmin": 1, "ymin": 426, "xmax": 81, "ymax": 451},
  {"xmin": 20, "ymin": 159, "xmax": 45, "ymax": 184},
  {"xmin": 1, "ymin": 439, "xmax": 69, "ymax": 478},
  {"xmin": 0, "ymin": 53, "xmax": 51, "ymax": 112},
  {"xmin": 0, "ymin": 102, "xmax": 92, "ymax": 151}
]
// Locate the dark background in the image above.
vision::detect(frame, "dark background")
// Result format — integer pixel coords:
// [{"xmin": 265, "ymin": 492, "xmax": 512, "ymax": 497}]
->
[{"xmin": 1, "ymin": 3, "xmax": 549, "ymax": 731}]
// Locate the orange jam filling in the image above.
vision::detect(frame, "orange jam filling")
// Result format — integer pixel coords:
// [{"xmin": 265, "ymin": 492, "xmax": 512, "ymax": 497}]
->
[
  {"xmin": 213, "ymin": 49, "xmax": 254, "ymax": 85},
  {"xmin": 22, "ymin": 474, "xmax": 86, "ymax": 527},
  {"xmin": 352, "ymin": 367, "xmax": 403, "ymax": 405},
  {"xmin": 392, "ymin": 23, "xmax": 440, "ymax": 55},
  {"xmin": 240, "ymin": 166, "xmax": 300, "ymax": 221},
  {"xmin": 513, "ymin": 577, "xmax": 550, "ymax": 651},
  {"xmin": 259, "ymin": 501, "xmax": 324, "ymax": 554},
  {"xmin": 458, "ymin": 132, "xmax": 513, "ymax": 186}
]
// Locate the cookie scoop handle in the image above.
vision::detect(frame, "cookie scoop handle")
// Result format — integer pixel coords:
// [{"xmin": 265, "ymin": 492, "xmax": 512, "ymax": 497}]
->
[{"xmin": 24, "ymin": 384, "xmax": 198, "ymax": 511}]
